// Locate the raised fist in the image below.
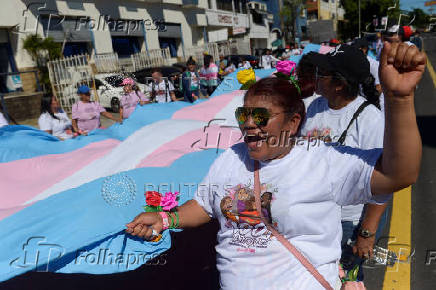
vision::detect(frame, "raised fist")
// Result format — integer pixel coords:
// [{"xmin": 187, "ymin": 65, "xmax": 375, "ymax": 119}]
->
[{"xmin": 379, "ymin": 42, "xmax": 427, "ymax": 98}]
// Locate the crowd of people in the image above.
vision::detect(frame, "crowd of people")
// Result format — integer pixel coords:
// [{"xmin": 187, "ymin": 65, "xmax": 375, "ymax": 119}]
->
[{"xmin": 0, "ymin": 30, "xmax": 428, "ymax": 288}]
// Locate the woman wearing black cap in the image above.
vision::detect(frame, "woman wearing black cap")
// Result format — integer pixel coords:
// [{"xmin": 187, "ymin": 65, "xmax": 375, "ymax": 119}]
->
[{"xmin": 300, "ymin": 44, "xmax": 388, "ymax": 285}]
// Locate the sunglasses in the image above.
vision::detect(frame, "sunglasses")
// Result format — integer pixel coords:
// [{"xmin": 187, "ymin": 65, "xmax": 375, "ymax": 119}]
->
[{"xmin": 235, "ymin": 107, "xmax": 289, "ymax": 127}]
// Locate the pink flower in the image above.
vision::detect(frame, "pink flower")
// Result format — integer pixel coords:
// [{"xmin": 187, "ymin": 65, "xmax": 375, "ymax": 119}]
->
[
  {"xmin": 160, "ymin": 192, "xmax": 179, "ymax": 211},
  {"xmin": 276, "ymin": 60, "xmax": 297, "ymax": 76}
]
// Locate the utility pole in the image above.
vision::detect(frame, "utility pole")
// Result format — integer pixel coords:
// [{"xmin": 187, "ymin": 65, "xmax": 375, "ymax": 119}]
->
[{"xmin": 358, "ymin": 0, "xmax": 361, "ymax": 38}]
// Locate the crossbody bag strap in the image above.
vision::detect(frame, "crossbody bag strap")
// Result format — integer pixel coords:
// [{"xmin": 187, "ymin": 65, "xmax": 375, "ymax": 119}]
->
[
  {"xmin": 337, "ymin": 101, "xmax": 371, "ymax": 145},
  {"xmin": 253, "ymin": 160, "xmax": 333, "ymax": 290}
]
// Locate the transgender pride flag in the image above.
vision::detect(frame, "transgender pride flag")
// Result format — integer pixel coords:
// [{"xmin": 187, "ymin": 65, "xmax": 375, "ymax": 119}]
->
[
  {"xmin": 0, "ymin": 45, "xmax": 332, "ymax": 282},
  {"xmin": 0, "ymin": 69, "xmax": 277, "ymax": 282}
]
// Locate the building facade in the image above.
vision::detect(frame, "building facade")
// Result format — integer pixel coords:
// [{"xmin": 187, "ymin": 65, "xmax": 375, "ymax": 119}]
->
[
  {"xmin": 306, "ymin": 0, "xmax": 345, "ymax": 31},
  {"xmin": 0, "ymin": 0, "xmax": 279, "ymax": 81}
]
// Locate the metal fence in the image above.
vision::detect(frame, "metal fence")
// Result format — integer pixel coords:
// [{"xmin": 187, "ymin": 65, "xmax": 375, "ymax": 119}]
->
[
  {"xmin": 131, "ymin": 48, "xmax": 172, "ymax": 71},
  {"xmin": 47, "ymin": 54, "xmax": 96, "ymax": 113},
  {"xmin": 94, "ymin": 53, "xmax": 120, "ymax": 73}
]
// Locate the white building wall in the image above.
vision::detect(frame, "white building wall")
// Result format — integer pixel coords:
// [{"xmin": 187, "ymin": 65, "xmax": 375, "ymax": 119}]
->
[{"xmin": 0, "ymin": 0, "xmax": 242, "ymax": 70}]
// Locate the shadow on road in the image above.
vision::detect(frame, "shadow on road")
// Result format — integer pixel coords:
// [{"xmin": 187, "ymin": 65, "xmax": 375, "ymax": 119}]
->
[{"xmin": 417, "ymin": 116, "xmax": 436, "ymax": 148}]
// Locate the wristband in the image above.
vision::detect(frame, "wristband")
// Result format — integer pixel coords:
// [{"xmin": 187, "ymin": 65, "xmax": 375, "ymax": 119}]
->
[{"xmin": 159, "ymin": 212, "xmax": 169, "ymax": 230}]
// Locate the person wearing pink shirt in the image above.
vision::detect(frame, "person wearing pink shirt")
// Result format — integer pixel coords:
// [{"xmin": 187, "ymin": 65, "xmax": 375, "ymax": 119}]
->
[
  {"xmin": 119, "ymin": 78, "xmax": 150, "ymax": 119},
  {"xmin": 72, "ymin": 85, "xmax": 120, "ymax": 135}
]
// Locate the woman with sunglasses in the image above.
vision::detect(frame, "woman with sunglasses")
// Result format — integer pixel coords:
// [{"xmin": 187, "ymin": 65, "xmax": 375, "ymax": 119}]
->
[
  {"xmin": 72, "ymin": 85, "xmax": 120, "ymax": 136},
  {"xmin": 126, "ymin": 43, "xmax": 425, "ymax": 289}
]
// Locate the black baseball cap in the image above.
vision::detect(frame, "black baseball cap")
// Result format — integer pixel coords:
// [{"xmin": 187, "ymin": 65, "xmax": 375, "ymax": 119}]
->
[
  {"xmin": 352, "ymin": 38, "xmax": 369, "ymax": 49},
  {"xmin": 310, "ymin": 44, "xmax": 370, "ymax": 84}
]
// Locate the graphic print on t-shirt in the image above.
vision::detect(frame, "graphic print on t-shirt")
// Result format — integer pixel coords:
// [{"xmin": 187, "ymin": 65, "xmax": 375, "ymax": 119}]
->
[
  {"xmin": 305, "ymin": 127, "xmax": 332, "ymax": 142},
  {"xmin": 220, "ymin": 182, "xmax": 278, "ymax": 250}
]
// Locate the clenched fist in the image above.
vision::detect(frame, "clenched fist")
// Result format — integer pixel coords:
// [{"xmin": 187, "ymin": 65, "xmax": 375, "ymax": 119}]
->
[
  {"xmin": 125, "ymin": 212, "xmax": 163, "ymax": 240},
  {"xmin": 379, "ymin": 42, "xmax": 427, "ymax": 98}
]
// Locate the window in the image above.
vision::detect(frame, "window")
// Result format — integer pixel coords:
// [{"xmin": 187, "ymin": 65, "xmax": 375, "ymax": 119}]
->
[
  {"xmin": 40, "ymin": 15, "xmax": 64, "ymax": 33},
  {"xmin": 159, "ymin": 38, "xmax": 178, "ymax": 58},
  {"xmin": 66, "ymin": 1, "xmax": 85, "ymax": 10},
  {"xmin": 63, "ymin": 42, "xmax": 89, "ymax": 57},
  {"xmin": 217, "ymin": 0, "xmax": 233, "ymax": 11},
  {"xmin": 234, "ymin": 0, "xmax": 248, "ymax": 14},
  {"xmin": 111, "ymin": 37, "xmax": 141, "ymax": 57}
]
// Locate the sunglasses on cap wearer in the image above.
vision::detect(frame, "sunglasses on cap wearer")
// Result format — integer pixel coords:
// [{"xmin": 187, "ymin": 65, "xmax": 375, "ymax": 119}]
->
[{"xmin": 235, "ymin": 107, "xmax": 291, "ymax": 127}]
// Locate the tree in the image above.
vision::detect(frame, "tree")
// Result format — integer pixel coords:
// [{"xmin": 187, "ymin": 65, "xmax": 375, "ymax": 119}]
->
[
  {"xmin": 409, "ymin": 8, "xmax": 430, "ymax": 29},
  {"xmin": 339, "ymin": 0, "xmax": 400, "ymax": 39},
  {"xmin": 280, "ymin": 0, "xmax": 305, "ymax": 44},
  {"xmin": 23, "ymin": 34, "xmax": 62, "ymax": 92}
]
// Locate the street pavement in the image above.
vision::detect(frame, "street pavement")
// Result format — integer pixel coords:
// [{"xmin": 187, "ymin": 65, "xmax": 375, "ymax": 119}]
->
[{"xmin": 364, "ymin": 33, "xmax": 436, "ymax": 290}]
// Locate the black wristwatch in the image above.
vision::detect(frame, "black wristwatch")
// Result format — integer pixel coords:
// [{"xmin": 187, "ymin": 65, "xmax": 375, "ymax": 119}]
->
[{"xmin": 359, "ymin": 228, "xmax": 376, "ymax": 238}]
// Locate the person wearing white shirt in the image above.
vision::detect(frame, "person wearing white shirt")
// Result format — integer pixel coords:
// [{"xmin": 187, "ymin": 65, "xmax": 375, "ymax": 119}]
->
[
  {"xmin": 38, "ymin": 94, "xmax": 74, "ymax": 140},
  {"xmin": 353, "ymin": 38, "xmax": 382, "ymax": 94},
  {"xmin": 126, "ymin": 42, "xmax": 425, "ymax": 290},
  {"xmin": 237, "ymin": 57, "xmax": 252, "ymax": 70},
  {"xmin": 146, "ymin": 69, "xmax": 177, "ymax": 103},
  {"xmin": 0, "ymin": 112, "xmax": 8, "ymax": 128},
  {"xmin": 261, "ymin": 49, "xmax": 280, "ymax": 69},
  {"xmin": 301, "ymin": 45, "xmax": 389, "ymax": 284}
]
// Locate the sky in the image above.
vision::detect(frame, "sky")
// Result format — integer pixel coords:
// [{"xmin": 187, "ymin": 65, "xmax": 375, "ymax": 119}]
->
[{"xmin": 400, "ymin": 0, "xmax": 435, "ymax": 13}]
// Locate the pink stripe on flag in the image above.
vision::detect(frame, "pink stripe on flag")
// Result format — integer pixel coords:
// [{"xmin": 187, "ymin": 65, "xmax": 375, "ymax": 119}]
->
[
  {"xmin": 0, "ymin": 139, "xmax": 120, "ymax": 209},
  {"xmin": 137, "ymin": 125, "xmax": 242, "ymax": 168},
  {"xmin": 319, "ymin": 45, "xmax": 334, "ymax": 54},
  {"xmin": 172, "ymin": 91, "xmax": 243, "ymax": 122}
]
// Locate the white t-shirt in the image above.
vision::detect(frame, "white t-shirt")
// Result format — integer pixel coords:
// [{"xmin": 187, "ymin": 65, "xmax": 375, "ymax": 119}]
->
[
  {"xmin": 261, "ymin": 55, "xmax": 279, "ymax": 69},
  {"xmin": 367, "ymin": 55, "xmax": 380, "ymax": 86},
  {"xmin": 146, "ymin": 80, "xmax": 175, "ymax": 103},
  {"xmin": 0, "ymin": 112, "xmax": 8, "ymax": 128},
  {"xmin": 303, "ymin": 93, "xmax": 321, "ymax": 109},
  {"xmin": 195, "ymin": 142, "xmax": 383, "ymax": 289},
  {"xmin": 300, "ymin": 95, "xmax": 387, "ymax": 222},
  {"xmin": 38, "ymin": 111, "xmax": 73, "ymax": 140},
  {"xmin": 239, "ymin": 62, "xmax": 252, "ymax": 69}
]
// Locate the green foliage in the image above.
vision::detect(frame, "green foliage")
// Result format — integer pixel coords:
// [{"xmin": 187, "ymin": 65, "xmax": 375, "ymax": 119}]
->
[
  {"xmin": 280, "ymin": 0, "xmax": 305, "ymax": 43},
  {"xmin": 339, "ymin": 0, "xmax": 400, "ymax": 39},
  {"xmin": 409, "ymin": 8, "xmax": 430, "ymax": 29},
  {"xmin": 22, "ymin": 34, "xmax": 62, "ymax": 92}
]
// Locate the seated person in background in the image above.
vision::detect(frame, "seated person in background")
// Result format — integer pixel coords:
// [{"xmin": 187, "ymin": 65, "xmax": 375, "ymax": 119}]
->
[
  {"xmin": 238, "ymin": 57, "xmax": 251, "ymax": 69},
  {"xmin": 146, "ymin": 68, "xmax": 178, "ymax": 103},
  {"xmin": 72, "ymin": 85, "xmax": 120, "ymax": 135},
  {"xmin": 0, "ymin": 111, "xmax": 8, "ymax": 128},
  {"xmin": 120, "ymin": 78, "xmax": 150, "ymax": 120},
  {"xmin": 38, "ymin": 93, "xmax": 74, "ymax": 140}
]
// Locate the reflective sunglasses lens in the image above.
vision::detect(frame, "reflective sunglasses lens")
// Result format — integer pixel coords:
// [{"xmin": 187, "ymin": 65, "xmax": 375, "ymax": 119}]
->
[
  {"xmin": 252, "ymin": 108, "xmax": 270, "ymax": 126},
  {"xmin": 235, "ymin": 107, "xmax": 247, "ymax": 125}
]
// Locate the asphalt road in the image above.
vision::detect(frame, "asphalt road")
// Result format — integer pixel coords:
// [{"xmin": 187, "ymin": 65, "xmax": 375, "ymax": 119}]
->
[
  {"xmin": 410, "ymin": 33, "xmax": 436, "ymax": 290},
  {"xmin": 363, "ymin": 33, "xmax": 436, "ymax": 290}
]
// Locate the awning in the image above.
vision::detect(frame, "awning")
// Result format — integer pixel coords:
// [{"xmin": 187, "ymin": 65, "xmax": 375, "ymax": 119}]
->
[{"xmin": 271, "ymin": 39, "xmax": 283, "ymax": 47}]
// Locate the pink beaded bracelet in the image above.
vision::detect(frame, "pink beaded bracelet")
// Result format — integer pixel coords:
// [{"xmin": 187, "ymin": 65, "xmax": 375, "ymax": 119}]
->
[{"xmin": 159, "ymin": 212, "xmax": 169, "ymax": 230}]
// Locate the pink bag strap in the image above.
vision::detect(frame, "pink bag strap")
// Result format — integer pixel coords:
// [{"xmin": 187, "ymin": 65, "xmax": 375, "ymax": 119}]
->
[{"xmin": 253, "ymin": 160, "xmax": 333, "ymax": 290}]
